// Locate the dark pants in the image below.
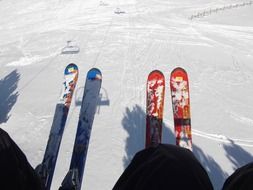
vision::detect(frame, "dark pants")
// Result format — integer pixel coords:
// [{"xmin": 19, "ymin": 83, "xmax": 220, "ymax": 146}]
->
[
  {"xmin": 113, "ymin": 144, "xmax": 253, "ymax": 190},
  {"xmin": 0, "ymin": 128, "xmax": 43, "ymax": 190},
  {"xmin": 113, "ymin": 144, "xmax": 213, "ymax": 190},
  {"xmin": 0, "ymin": 128, "xmax": 253, "ymax": 190}
]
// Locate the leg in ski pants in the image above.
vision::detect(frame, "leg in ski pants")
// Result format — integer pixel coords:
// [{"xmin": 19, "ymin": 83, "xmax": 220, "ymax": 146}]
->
[
  {"xmin": 0, "ymin": 128, "xmax": 43, "ymax": 190},
  {"xmin": 113, "ymin": 144, "xmax": 253, "ymax": 190}
]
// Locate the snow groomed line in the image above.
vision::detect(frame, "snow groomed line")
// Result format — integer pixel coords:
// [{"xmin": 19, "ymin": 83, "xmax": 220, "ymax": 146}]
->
[{"xmin": 193, "ymin": 129, "xmax": 253, "ymax": 147}]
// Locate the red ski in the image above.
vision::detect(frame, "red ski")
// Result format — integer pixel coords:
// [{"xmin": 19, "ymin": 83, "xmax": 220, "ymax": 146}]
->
[
  {"xmin": 146, "ymin": 70, "xmax": 165, "ymax": 148},
  {"xmin": 170, "ymin": 67, "xmax": 192, "ymax": 151}
]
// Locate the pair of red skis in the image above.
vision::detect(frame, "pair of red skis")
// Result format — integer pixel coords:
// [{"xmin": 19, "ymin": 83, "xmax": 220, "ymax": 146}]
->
[{"xmin": 146, "ymin": 67, "xmax": 192, "ymax": 151}]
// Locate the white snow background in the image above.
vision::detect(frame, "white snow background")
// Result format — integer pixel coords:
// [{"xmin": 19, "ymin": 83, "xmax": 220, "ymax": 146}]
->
[{"xmin": 0, "ymin": 0, "xmax": 253, "ymax": 189}]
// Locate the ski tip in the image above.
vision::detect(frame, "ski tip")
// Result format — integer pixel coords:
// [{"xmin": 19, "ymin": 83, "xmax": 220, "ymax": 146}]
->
[
  {"xmin": 171, "ymin": 67, "xmax": 187, "ymax": 75},
  {"xmin": 87, "ymin": 68, "xmax": 102, "ymax": 80},
  {"xmin": 148, "ymin": 70, "xmax": 164, "ymax": 76},
  {"xmin": 65, "ymin": 63, "xmax": 79, "ymax": 75},
  {"xmin": 147, "ymin": 70, "xmax": 164, "ymax": 81},
  {"xmin": 170, "ymin": 67, "xmax": 188, "ymax": 81}
]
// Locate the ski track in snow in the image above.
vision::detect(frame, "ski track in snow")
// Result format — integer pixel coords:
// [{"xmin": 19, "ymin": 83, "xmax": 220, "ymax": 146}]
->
[
  {"xmin": 193, "ymin": 129, "xmax": 253, "ymax": 147},
  {"xmin": 6, "ymin": 53, "xmax": 58, "ymax": 67},
  {"xmin": 229, "ymin": 112, "xmax": 253, "ymax": 126}
]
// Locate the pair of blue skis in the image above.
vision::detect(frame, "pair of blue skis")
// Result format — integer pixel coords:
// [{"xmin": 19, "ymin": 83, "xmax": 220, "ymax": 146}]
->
[{"xmin": 36, "ymin": 64, "xmax": 102, "ymax": 190}]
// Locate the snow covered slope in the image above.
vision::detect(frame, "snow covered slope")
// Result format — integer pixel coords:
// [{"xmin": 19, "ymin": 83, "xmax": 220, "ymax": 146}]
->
[{"xmin": 0, "ymin": 0, "xmax": 253, "ymax": 189}]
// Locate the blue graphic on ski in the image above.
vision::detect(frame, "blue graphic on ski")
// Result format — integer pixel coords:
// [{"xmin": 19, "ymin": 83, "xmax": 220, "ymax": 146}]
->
[
  {"xmin": 36, "ymin": 63, "xmax": 78, "ymax": 190},
  {"xmin": 59, "ymin": 68, "xmax": 102, "ymax": 190}
]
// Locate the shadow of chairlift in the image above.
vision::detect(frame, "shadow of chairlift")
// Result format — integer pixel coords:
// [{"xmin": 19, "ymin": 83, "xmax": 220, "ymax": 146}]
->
[
  {"xmin": 114, "ymin": 7, "xmax": 125, "ymax": 14},
  {"xmin": 61, "ymin": 41, "xmax": 80, "ymax": 54},
  {"xmin": 97, "ymin": 87, "xmax": 110, "ymax": 114},
  {"xmin": 75, "ymin": 87, "xmax": 110, "ymax": 114}
]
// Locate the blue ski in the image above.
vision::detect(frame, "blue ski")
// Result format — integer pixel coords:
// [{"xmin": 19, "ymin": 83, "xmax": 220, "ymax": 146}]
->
[
  {"xmin": 36, "ymin": 63, "xmax": 79, "ymax": 190},
  {"xmin": 59, "ymin": 68, "xmax": 102, "ymax": 190}
]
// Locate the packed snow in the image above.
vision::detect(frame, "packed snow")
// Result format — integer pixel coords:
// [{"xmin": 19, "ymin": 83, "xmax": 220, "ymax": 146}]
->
[{"xmin": 0, "ymin": 0, "xmax": 253, "ymax": 189}]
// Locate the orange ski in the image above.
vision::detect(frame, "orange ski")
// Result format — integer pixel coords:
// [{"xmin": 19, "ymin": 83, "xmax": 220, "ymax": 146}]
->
[
  {"xmin": 146, "ymin": 70, "xmax": 165, "ymax": 148},
  {"xmin": 170, "ymin": 67, "xmax": 192, "ymax": 151}
]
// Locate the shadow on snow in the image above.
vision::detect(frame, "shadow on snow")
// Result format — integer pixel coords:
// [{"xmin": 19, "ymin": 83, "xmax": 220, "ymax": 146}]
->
[
  {"xmin": 0, "ymin": 70, "xmax": 20, "ymax": 124},
  {"xmin": 122, "ymin": 105, "xmax": 145, "ymax": 168},
  {"xmin": 223, "ymin": 140, "xmax": 253, "ymax": 170},
  {"xmin": 75, "ymin": 86, "xmax": 110, "ymax": 115},
  {"xmin": 194, "ymin": 141, "xmax": 253, "ymax": 189},
  {"xmin": 193, "ymin": 145, "xmax": 228, "ymax": 190},
  {"xmin": 121, "ymin": 105, "xmax": 176, "ymax": 168},
  {"xmin": 121, "ymin": 105, "xmax": 251, "ymax": 190}
]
